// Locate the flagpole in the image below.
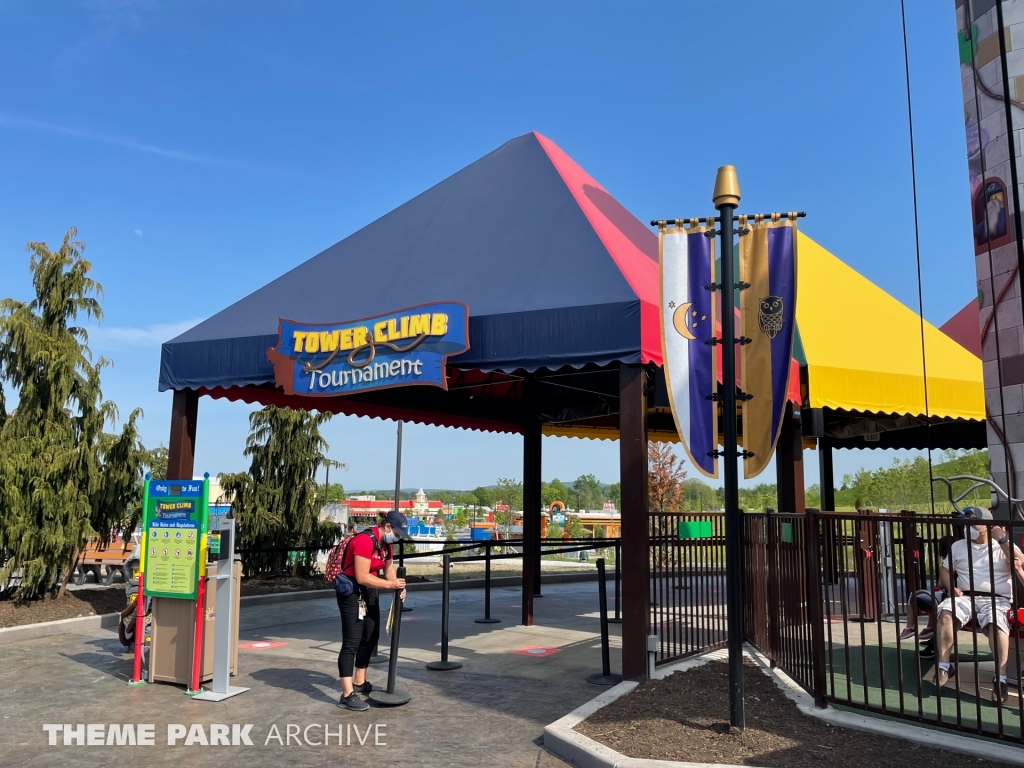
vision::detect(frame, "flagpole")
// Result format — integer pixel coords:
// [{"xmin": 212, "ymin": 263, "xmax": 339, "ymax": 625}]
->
[{"xmin": 713, "ymin": 165, "xmax": 746, "ymax": 730}]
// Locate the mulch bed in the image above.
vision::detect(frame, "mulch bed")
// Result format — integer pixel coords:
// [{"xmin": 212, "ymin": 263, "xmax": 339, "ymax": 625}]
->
[
  {"xmin": 240, "ymin": 575, "xmax": 333, "ymax": 596},
  {"xmin": 576, "ymin": 659, "xmax": 1011, "ymax": 767},
  {"xmin": 0, "ymin": 587, "xmax": 127, "ymax": 628}
]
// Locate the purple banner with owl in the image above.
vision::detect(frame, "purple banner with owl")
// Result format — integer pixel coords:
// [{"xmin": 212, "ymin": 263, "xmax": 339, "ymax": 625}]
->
[{"xmin": 739, "ymin": 218, "xmax": 798, "ymax": 479}]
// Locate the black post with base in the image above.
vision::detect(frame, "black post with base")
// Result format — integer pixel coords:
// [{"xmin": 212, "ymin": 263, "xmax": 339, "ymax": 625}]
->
[
  {"xmin": 586, "ymin": 558, "xmax": 623, "ymax": 686},
  {"xmin": 367, "ymin": 566, "xmax": 411, "ymax": 706},
  {"xmin": 427, "ymin": 554, "xmax": 463, "ymax": 670},
  {"xmin": 475, "ymin": 542, "xmax": 501, "ymax": 624}
]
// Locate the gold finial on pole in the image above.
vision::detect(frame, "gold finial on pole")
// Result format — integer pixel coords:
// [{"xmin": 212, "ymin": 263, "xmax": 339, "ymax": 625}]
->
[{"xmin": 712, "ymin": 165, "xmax": 741, "ymax": 210}]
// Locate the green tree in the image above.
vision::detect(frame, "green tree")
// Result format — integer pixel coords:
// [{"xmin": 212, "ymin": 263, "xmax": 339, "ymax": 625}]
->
[
  {"xmin": 440, "ymin": 505, "xmax": 468, "ymax": 540},
  {"xmin": 472, "ymin": 486, "xmax": 495, "ymax": 508},
  {"xmin": 738, "ymin": 483, "xmax": 778, "ymax": 512},
  {"xmin": 572, "ymin": 474, "xmax": 603, "ymax": 512},
  {"xmin": 493, "ymin": 477, "xmax": 523, "ymax": 537},
  {"xmin": 0, "ymin": 228, "xmax": 150, "ymax": 598},
  {"xmin": 542, "ymin": 477, "xmax": 571, "ymax": 507},
  {"xmin": 220, "ymin": 405, "xmax": 341, "ymax": 577},
  {"xmin": 564, "ymin": 514, "xmax": 587, "ymax": 539},
  {"xmin": 680, "ymin": 478, "xmax": 713, "ymax": 511},
  {"xmin": 805, "ymin": 483, "xmax": 821, "ymax": 509},
  {"xmin": 320, "ymin": 482, "xmax": 347, "ymax": 503},
  {"xmin": 935, "ymin": 449, "xmax": 990, "ymax": 511},
  {"xmin": 145, "ymin": 445, "xmax": 168, "ymax": 480},
  {"xmin": 455, "ymin": 491, "xmax": 479, "ymax": 508}
]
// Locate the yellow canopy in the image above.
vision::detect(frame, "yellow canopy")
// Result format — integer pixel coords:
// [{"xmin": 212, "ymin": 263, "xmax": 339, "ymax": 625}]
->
[
  {"xmin": 797, "ymin": 232, "xmax": 983, "ymax": 421},
  {"xmin": 544, "ymin": 231, "xmax": 984, "ymax": 441}
]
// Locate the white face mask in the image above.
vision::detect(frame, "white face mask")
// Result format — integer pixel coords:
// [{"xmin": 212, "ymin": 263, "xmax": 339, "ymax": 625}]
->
[
  {"xmin": 969, "ymin": 526, "xmax": 982, "ymax": 542},
  {"xmin": 383, "ymin": 530, "xmax": 400, "ymax": 544}
]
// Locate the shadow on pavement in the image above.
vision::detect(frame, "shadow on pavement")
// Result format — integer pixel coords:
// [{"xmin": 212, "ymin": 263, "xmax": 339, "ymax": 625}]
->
[{"xmin": 249, "ymin": 666, "xmax": 339, "ymax": 704}]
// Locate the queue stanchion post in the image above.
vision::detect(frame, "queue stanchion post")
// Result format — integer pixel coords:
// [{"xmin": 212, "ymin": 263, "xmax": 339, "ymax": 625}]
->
[
  {"xmin": 475, "ymin": 540, "xmax": 500, "ymax": 624},
  {"xmin": 400, "ymin": 541, "xmax": 412, "ymax": 612},
  {"xmin": 586, "ymin": 558, "xmax": 622, "ymax": 686},
  {"xmin": 186, "ymin": 575, "xmax": 207, "ymax": 695},
  {"xmin": 426, "ymin": 553, "xmax": 463, "ymax": 670},
  {"xmin": 368, "ymin": 566, "xmax": 411, "ymax": 706},
  {"xmin": 608, "ymin": 540, "xmax": 621, "ymax": 624},
  {"xmin": 128, "ymin": 572, "xmax": 147, "ymax": 686}
]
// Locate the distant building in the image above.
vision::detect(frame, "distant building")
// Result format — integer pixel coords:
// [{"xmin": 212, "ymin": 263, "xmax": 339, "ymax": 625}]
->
[{"xmin": 344, "ymin": 489, "xmax": 444, "ymax": 521}]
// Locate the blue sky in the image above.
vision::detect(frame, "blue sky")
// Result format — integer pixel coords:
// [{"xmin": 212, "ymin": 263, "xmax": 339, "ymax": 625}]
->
[{"xmin": 0, "ymin": 1, "xmax": 975, "ymax": 493}]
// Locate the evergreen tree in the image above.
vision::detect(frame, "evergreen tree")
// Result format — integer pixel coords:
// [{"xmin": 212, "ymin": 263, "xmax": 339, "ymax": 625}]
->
[
  {"xmin": 0, "ymin": 228, "xmax": 149, "ymax": 598},
  {"xmin": 219, "ymin": 405, "xmax": 341, "ymax": 576}
]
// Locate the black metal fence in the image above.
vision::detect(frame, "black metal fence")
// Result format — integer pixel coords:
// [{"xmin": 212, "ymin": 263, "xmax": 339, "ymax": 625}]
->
[
  {"xmin": 743, "ymin": 511, "xmax": 1024, "ymax": 744},
  {"xmin": 649, "ymin": 512, "xmax": 728, "ymax": 665},
  {"xmin": 236, "ymin": 534, "xmax": 623, "ymax": 616},
  {"xmin": 647, "ymin": 509, "xmax": 1024, "ymax": 743},
  {"xmin": 238, "ymin": 512, "xmax": 1024, "ymax": 742},
  {"xmin": 742, "ymin": 512, "xmax": 823, "ymax": 699}
]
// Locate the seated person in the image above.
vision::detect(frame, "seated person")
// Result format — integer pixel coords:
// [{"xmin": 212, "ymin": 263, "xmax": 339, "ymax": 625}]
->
[
  {"xmin": 901, "ymin": 512, "xmax": 964, "ymax": 657},
  {"xmin": 933, "ymin": 506, "xmax": 1024, "ymax": 703},
  {"xmin": 902, "ymin": 589, "xmax": 938, "ymax": 656}
]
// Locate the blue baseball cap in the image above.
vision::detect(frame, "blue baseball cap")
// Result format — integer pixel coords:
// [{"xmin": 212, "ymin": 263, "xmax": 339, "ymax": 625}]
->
[{"xmin": 383, "ymin": 510, "xmax": 409, "ymax": 539}]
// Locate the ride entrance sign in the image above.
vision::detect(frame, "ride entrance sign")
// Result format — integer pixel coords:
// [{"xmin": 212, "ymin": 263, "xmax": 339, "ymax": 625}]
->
[
  {"xmin": 141, "ymin": 477, "xmax": 209, "ymax": 600},
  {"xmin": 267, "ymin": 301, "xmax": 469, "ymax": 397}
]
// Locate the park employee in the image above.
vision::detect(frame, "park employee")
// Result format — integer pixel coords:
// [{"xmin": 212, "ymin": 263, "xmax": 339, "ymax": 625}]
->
[{"xmin": 336, "ymin": 510, "xmax": 408, "ymax": 711}]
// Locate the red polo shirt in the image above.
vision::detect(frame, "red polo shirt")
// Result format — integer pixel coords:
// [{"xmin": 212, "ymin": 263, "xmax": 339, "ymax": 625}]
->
[{"xmin": 341, "ymin": 527, "xmax": 393, "ymax": 578}]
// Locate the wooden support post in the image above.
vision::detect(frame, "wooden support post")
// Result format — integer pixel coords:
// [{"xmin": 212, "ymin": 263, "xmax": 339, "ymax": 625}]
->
[
  {"xmin": 818, "ymin": 437, "xmax": 835, "ymax": 511},
  {"xmin": 168, "ymin": 389, "xmax": 198, "ymax": 480},
  {"xmin": 819, "ymin": 437, "xmax": 840, "ymax": 585},
  {"xmin": 775, "ymin": 403, "xmax": 805, "ymax": 514},
  {"xmin": 619, "ymin": 364, "xmax": 649, "ymax": 680},
  {"xmin": 522, "ymin": 415, "xmax": 542, "ymax": 626}
]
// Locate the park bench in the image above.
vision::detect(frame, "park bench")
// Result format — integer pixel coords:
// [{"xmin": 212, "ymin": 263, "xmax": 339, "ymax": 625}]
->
[{"xmin": 72, "ymin": 539, "xmax": 134, "ymax": 586}]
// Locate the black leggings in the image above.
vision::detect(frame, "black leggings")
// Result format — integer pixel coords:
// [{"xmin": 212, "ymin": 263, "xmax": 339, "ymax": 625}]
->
[{"xmin": 337, "ymin": 589, "xmax": 380, "ymax": 678}]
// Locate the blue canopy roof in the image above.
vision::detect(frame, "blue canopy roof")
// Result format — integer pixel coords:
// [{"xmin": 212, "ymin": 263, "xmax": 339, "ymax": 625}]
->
[{"xmin": 159, "ymin": 132, "xmax": 661, "ymax": 399}]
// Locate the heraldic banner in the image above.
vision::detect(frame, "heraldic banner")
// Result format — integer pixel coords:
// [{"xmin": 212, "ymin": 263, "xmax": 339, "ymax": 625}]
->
[
  {"xmin": 660, "ymin": 225, "xmax": 718, "ymax": 479},
  {"xmin": 739, "ymin": 216, "xmax": 798, "ymax": 479}
]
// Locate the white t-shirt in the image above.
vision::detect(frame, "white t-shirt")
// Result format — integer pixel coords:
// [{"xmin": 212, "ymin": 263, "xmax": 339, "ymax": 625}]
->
[{"xmin": 943, "ymin": 538, "xmax": 1013, "ymax": 598}]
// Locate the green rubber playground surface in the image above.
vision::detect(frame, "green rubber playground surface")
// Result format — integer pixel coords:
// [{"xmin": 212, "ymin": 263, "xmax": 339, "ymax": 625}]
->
[{"xmin": 825, "ymin": 641, "xmax": 1023, "ymax": 741}]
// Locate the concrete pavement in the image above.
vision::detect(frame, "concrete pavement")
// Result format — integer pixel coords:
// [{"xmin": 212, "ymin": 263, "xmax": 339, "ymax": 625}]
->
[{"xmin": 0, "ymin": 581, "xmax": 620, "ymax": 767}]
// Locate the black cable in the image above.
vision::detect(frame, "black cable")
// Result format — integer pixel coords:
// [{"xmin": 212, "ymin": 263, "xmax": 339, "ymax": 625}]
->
[{"xmin": 900, "ymin": 0, "xmax": 936, "ymax": 513}]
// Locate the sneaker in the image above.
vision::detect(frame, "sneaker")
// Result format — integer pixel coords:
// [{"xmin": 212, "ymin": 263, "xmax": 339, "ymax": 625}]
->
[
  {"xmin": 337, "ymin": 693, "xmax": 369, "ymax": 711},
  {"xmin": 354, "ymin": 681, "xmax": 373, "ymax": 695},
  {"xmin": 899, "ymin": 627, "xmax": 916, "ymax": 640},
  {"xmin": 992, "ymin": 678, "xmax": 1009, "ymax": 705},
  {"xmin": 919, "ymin": 627, "xmax": 934, "ymax": 640},
  {"xmin": 919, "ymin": 641, "xmax": 934, "ymax": 659}
]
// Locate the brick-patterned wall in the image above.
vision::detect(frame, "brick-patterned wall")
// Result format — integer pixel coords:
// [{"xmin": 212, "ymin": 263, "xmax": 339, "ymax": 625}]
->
[{"xmin": 958, "ymin": 0, "xmax": 1024, "ymax": 508}]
